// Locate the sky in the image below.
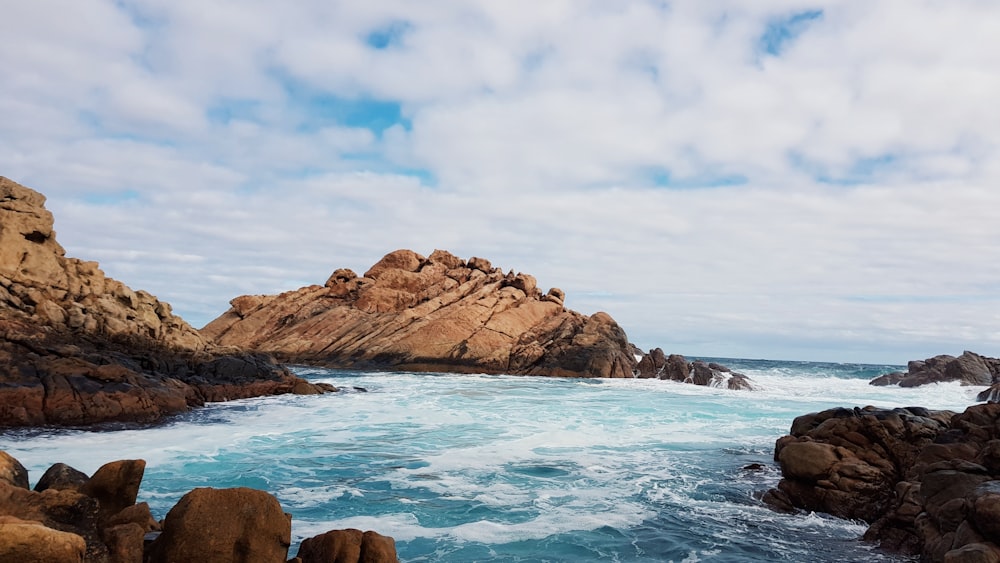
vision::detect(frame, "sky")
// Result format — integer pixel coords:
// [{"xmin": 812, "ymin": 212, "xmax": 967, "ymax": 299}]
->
[{"xmin": 3, "ymin": 1, "xmax": 1000, "ymax": 364}]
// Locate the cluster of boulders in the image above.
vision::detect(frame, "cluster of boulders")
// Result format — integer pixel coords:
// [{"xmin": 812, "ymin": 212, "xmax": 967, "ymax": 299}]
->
[
  {"xmin": 0, "ymin": 450, "xmax": 398, "ymax": 562},
  {"xmin": 634, "ymin": 348, "xmax": 754, "ymax": 390},
  {"xmin": 763, "ymin": 404, "xmax": 1000, "ymax": 562},
  {"xmin": 0, "ymin": 177, "xmax": 333, "ymax": 428},
  {"xmin": 203, "ymin": 248, "xmax": 640, "ymax": 378},
  {"xmin": 871, "ymin": 351, "xmax": 1000, "ymax": 390}
]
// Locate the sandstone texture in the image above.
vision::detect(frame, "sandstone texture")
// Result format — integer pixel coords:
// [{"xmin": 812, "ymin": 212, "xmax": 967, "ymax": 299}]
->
[
  {"xmin": 0, "ymin": 177, "xmax": 331, "ymax": 427},
  {"xmin": 870, "ymin": 351, "xmax": 1000, "ymax": 388},
  {"xmin": 203, "ymin": 249, "xmax": 638, "ymax": 378},
  {"xmin": 0, "ymin": 451, "xmax": 400, "ymax": 563},
  {"xmin": 763, "ymin": 404, "xmax": 1000, "ymax": 562}
]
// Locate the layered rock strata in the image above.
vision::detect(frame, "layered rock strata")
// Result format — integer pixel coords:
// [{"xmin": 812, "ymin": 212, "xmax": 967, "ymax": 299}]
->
[
  {"xmin": 0, "ymin": 177, "xmax": 330, "ymax": 427},
  {"xmin": 763, "ymin": 404, "xmax": 1000, "ymax": 562},
  {"xmin": 870, "ymin": 351, "xmax": 1000, "ymax": 388},
  {"xmin": 0, "ymin": 451, "xmax": 399, "ymax": 563},
  {"xmin": 203, "ymin": 249, "xmax": 639, "ymax": 378}
]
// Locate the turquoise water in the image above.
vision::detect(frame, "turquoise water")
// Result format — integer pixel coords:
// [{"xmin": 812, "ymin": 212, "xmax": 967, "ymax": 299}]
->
[{"xmin": 0, "ymin": 360, "xmax": 982, "ymax": 562}]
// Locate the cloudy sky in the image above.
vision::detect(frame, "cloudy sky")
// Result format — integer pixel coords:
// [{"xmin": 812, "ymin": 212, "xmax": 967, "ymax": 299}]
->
[{"xmin": 3, "ymin": 1, "xmax": 1000, "ymax": 364}]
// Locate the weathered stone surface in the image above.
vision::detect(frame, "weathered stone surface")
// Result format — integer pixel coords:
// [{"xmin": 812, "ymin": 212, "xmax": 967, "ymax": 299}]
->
[
  {"xmin": 296, "ymin": 528, "xmax": 399, "ymax": 563},
  {"xmin": 871, "ymin": 351, "xmax": 1000, "ymax": 388},
  {"xmin": 0, "ymin": 515, "xmax": 87, "ymax": 563},
  {"xmin": 0, "ymin": 177, "xmax": 331, "ymax": 427},
  {"xmin": 145, "ymin": 487, "xmax": 292, "ymax": 563},
  {"xmin": 769, "ymin": 403, "xmax": 1000, "ymax": 562},
  {"xmin": 35, "ymin": 463, "xmax": 89, "ymax": 493},
  {"xmin": 0, "ymin": 450, "xmax": 28, "ymax": 489},
  {"xmin": 80, "ymin": 460, "xmax": 144, "ymax": 525},
  {"xmin": 203, "ymin": 249, "xmax": 639, "ymax": 378}
]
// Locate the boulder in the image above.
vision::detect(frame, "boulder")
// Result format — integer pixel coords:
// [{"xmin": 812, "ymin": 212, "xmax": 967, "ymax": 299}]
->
[
  {"xmin": 0, "ymin": 177, "xmax": 331, "ymax": 428},
  {"xmin": 80, "ymin": 460, "xmax": 145, "ymax": 524},
  {"xmin": 203, "ymin": 249, "xmax": 640, "ymax": 378},
  {"xmin": 0, "ymin": 515, "xmax": 87, "ymax": 563},
  {"xmin": 34, "ymin": 463, "xmax": 89, "ymax": 493},
  {"xmin": 0, "ymin": 450, "xmax": 28, "ymax": 489},
  {"xmin": 145, "ymin": 487, "xmax": 292, "ymax": 563},
  {"xmin": 296, "ymin": 528, "xmax": 399, "ymax": 563}
]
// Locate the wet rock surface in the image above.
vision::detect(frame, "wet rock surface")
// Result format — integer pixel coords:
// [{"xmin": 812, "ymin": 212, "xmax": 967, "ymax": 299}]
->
[{"xmin": 764, "ymin": 403, "xmax": 1000, "ymax": 562}]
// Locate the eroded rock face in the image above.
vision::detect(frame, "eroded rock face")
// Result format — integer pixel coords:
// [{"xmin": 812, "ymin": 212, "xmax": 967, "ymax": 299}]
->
[
  {"xmin": 765, "ymin": 404, "xmax": 1000, "ymax": 562},
  {"xmin": 0, "ymin": 177, "xmax": 331, "ymax": 427},
  {"xmin": 871, "ymin": 351, "xmax": 1000, "ymax": 388},
  {"xmin": 203, "ymin": 249, "xmax": 638, "ymax": 378},
  {"xmin": 146, "ymin": 487, "xmax": 292, "ymax": 563}
]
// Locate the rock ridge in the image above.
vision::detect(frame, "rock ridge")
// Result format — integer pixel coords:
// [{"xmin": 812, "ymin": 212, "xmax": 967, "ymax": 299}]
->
[
  {"xmin": 203, "ymin": 248, "xmax": 639, "ymax": 378},
  {"xmin": 0, "ymin": 176, "xmax": 331, "ymax": 428},
  {"xmin": 870, "ymin": 351, "xmax": 1000, "ymax": 389}
]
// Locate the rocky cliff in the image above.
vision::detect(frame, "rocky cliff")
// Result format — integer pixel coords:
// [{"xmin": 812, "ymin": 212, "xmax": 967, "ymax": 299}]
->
[
  {"xmin": 0, "ymin": 177, "xmax": 329, "ymax": 427},
  {"xmin": 202, "ymin": 249, "xmax": 639, "ymax": 378},
  {"xmin": 763, "ymin": 404, "xmax": 1000, "ymax": 562}
]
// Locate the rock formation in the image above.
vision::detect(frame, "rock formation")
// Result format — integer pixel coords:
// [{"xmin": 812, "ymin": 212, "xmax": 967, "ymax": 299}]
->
[
  {"xmin": 203, "ymin": 249, "xmax": 638, "ymax": 378},
  {"xmin": 0, "ymin": 451, "xmax": 400, "ymax": 563},
  {"xmin": 0, "ymin": 176, "xmax": 331, "ymax": 427},
  {"xmin": 635, "ymin": 348, "xmax": 754, "ymax": 390},
  {"xmin": 870, "ymin": 351, "xmax": 1000, "ymax": 387},
  {"xmin": 763, "ymin": 404, "xmax": 1000, "ymax": 562}
]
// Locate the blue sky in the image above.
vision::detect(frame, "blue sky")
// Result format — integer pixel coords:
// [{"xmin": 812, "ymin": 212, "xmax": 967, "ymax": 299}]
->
[{"xmin": 3, "ymin": 1, "xmax": 1000, "ymax": 363}]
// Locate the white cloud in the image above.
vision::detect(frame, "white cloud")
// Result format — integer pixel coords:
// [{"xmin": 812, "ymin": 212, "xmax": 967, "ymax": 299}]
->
[{"xmin": 3, "ymin": 0, "xmax": 1000, "ymax": 363}]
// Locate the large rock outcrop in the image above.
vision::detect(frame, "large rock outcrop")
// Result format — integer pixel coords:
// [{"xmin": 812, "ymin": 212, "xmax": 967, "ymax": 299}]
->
[
  {"xmin": 202, "ymin": 249, "xmax": 638, "ymax": 378},
  {"xmin": 870, "ymin": 351, "xmax": 1000, "ymax": 388},
  {"xmin": 763, "ymin": 404, "xmax": 1000, "ymax": 562},
  {"xmin": 0, "ymin": 176, "xmax": 330, "ymax": 427}
]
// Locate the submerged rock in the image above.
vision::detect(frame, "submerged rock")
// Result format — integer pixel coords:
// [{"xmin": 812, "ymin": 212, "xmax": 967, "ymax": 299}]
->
[
  {"xmin": 765, "ymin": 403, "xmax": 1000, "ymax": 562},
  {"xmin": 202, "ymin": 249, "xmax": 638, "ymax": 378},
  {"xmin": 0, "ymin": 176, "xmax": 333, "ymax": 428}
]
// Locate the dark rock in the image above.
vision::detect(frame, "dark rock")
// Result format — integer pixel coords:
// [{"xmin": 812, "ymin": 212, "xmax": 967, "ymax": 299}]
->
[
  {"xmin": 35, "ymin": 463, "xmax": 89, "ymax": 493},
  {"xmin": 872, "ymin": 351, "xmax": 1000, "ymax": 388}
]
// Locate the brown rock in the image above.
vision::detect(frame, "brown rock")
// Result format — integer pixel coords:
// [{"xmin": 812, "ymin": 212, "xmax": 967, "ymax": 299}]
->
[
  {"xmin": 102, "ymin": 522, "xmax": 144, "ymax": 563},
  {"xmin": 203, "ymin": 250, "xmax": 640, "ymax": 379},
  {"xmin": 0, "ymin": 450, "xmax": 28, "ymax": 489},
  {"xmin": 80, "ymin": 460, "xmax": 145, "ymax": 525},
  {"xmin": 145, "ymin": 487, "xmax": 292, "ymax": 563},
  {"xmin": 0, "ymin": 515, "xmax": 87, "ymax": 563},
  {"xmin": 873, "ymin": 351, "xmax": 1000, "ymax": 388},
  {"xmin": 0, "ymin": 177, "xmax": 331, "ymax": 428},
  {"xmin": 296, "ymin": 528, "xmax": 399, "ymax": 563}
]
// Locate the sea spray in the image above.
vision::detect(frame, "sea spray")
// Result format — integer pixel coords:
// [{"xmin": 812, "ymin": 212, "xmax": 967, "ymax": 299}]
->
[{"xmin": 2, "ymin": 361, "xmax": 975, "ymax": 562}]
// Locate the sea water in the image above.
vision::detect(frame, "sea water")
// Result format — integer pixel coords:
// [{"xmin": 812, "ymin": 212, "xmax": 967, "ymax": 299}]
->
[{"xmin": 0, "ymin": 359, "xmax": 982, "ymax": 562}]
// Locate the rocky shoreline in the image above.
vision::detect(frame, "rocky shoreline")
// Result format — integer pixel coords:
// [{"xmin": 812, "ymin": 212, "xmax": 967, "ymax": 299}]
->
[
  {"xmin": 0, "ymin": 450, "xmax": 398, "ymax": 562},
  {"xmin": 763, "ymin": 403, "xmax": 1000, "ymax": 562}
]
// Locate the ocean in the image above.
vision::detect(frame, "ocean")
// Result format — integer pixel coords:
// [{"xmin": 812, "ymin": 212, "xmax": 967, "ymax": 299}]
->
[{"xmin": 0, "ymin": 359, "xmax": 981, "ymax": 562}]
